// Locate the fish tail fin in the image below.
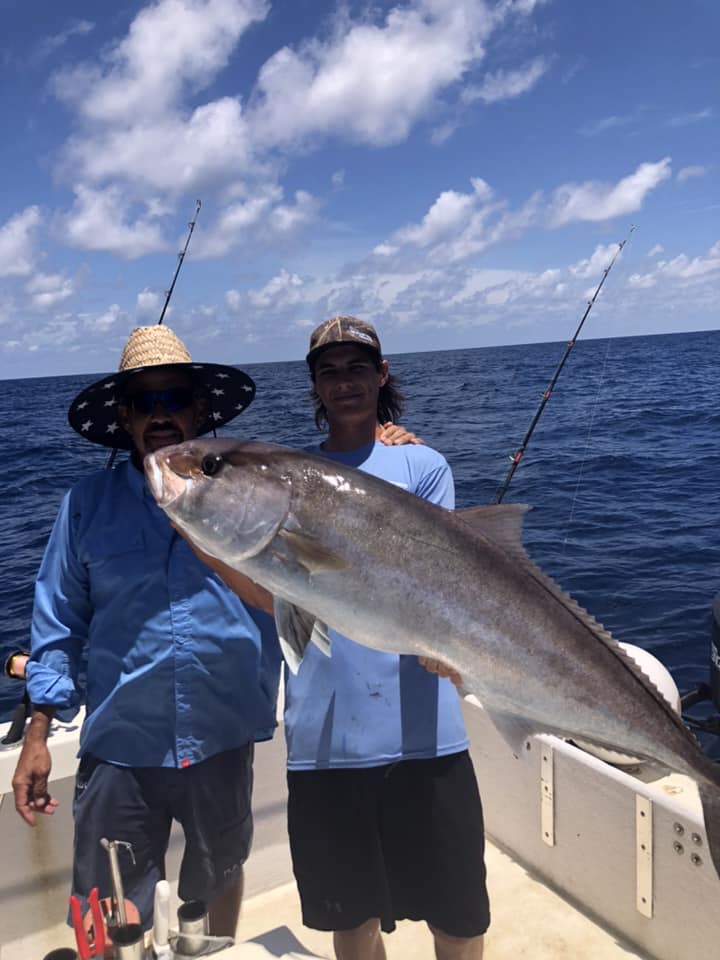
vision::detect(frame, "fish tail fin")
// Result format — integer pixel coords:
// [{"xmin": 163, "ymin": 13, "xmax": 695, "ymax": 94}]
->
[{"xmin": 697, "ymin": 757, "xmax": 720, "ymax": 879}]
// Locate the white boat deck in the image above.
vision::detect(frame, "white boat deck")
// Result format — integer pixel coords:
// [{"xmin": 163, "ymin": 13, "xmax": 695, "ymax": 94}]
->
[
  {"xmin": 1, "ymin": 702, "xmax": 714, "ymax": 960},
  {"xmin": 0, "ymin": 774, "xmax": 642, "ymax": 960},
  {"xmin": 229, "ymin": 843, "xmax": 645, "ymax": 959}
]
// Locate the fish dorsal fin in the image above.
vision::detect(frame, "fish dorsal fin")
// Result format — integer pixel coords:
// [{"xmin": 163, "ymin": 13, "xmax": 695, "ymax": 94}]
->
[
  {"xmin": 456, "ymin": 503, "xmax": 531, "ymax": 560},
  {"xmin": 522, "ymin": 553, "xmax": 617, "ymax": 646},
  {"xmin": 278, "ymin": 529, "xmax": 351, "ymax": 575},
  {"xmin": 454, "ymin": 506, "xmax": 684, "ymax": 744},
  {"xmin": 457, "ymin": 503, "xmax": 618, "ymax": 647},
  {"xmin": 519, "ymin": 555, "xmax": 688, "ymax": 736},
  {"xmin": 604, "ymin": 640, "xmax": 688, "ymax": 723},
  {"xmin": 513, "ymin": 543, "xmax": 683, "ymax": 724}
]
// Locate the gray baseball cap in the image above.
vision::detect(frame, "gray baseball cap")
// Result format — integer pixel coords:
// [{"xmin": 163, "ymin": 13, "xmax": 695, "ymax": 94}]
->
[{"xmin": 306, "ymin": 316, "xmax": 382, "ymax": 367}]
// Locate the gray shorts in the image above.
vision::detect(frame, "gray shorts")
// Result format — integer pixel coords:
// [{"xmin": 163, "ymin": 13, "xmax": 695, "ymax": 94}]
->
[{"xmin": 72, "ymin": 745, "xmax": 254, "ymax": 930}]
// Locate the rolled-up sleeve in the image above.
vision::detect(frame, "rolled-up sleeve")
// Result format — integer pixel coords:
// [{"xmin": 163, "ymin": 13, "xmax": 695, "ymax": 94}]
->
[{"xmin": 26, "ymin": 489, "xmax": 89, "ymax": 717}]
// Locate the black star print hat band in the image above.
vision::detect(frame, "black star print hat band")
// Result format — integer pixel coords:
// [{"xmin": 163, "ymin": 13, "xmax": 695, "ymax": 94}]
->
[{"xmin": 67, "ymin": 325, "xmax": 256, "ymax": 450}]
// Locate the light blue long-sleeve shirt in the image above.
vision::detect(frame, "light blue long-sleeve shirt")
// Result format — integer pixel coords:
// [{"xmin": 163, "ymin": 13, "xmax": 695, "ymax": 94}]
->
[{"xmin": 26, "ymin": 458, "xmax": 281, "ymax": 768}]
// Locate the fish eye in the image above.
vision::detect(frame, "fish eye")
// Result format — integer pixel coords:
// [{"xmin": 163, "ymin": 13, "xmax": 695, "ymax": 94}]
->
[{"xmin": 201, "ymin": 455, "xmax": 223, "ymax": 477}]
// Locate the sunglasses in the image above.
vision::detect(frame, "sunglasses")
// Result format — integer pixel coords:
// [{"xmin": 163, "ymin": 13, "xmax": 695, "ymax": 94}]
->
[{"xmin": 125, "ymin": 387, "xmax": 195, "ymax": 414}]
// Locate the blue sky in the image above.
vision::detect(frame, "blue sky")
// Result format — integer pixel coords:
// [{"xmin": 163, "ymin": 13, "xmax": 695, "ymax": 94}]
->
[{"xmin": 1, "ymin": 0, "xmax": 718, "ymax": 379}]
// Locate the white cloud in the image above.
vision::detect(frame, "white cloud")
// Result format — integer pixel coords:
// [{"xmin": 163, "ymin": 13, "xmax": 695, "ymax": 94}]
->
[
  {"xmin": 225, "ymin": 289, "xmax": 242, "ymax": 312},
  {"xmin": 462, "ymin": 57, "xmax": 548, "ymax": 104},
  {"xmin": 569, "ymin": 244, "xmax": 621, "ymax": 280},
  {"xmin": 579, "ymin": 113, "xmax": 637, "ymax": 138},
  {"xmin": 394, "ymin": 181, "xmax": 490, "ymax": 248},
  {"xmin": 248, "ymin": 1, "xmax": 504, "ymax": 148},
  {"xmin": 375, "ymin": 177, "xmax": 507, "ymax": 264},
  {"xmin": 248, "ymin": 269, "xmax": 305, "ymax": 308},
  {"xmin": 648, "ymin": 244, "xmax": 664, "ymax": 257},
  {"xmin": 628, "ymin": 240, "xmax": 720, "ymax": 290},
  {"xmin": 33, "ymin": 19, "xmax": 94, "ymax": 62},
  {"xmin": 368, "ymin": 162, "xmax": 664, "ymax": 272},
  {"xmin": 51, "ymin": 0, "xmax": 528, "ymax": 199},
  {"xmin": 270, "ymin": 191, "xmax": 320, "ymax": 234},
  {"xmin": 657, "ymin": 242, "xmax": 720, "ymax": 280},
  {"xmin": 88, "ymin": 304, "xmax": 123, "ymax": 332},
  {"xmin": 25, "ymin": 272, "xmax": 75, "ymax": 309},
  {"xmin": 546, "ymin": 158, "xmax": 671, "ymax": 227},
  {"xmin": 52, "ymin": 0, "xmax": 268, "ymax": 124},
  {"xmin": 194, "ymin": 186, "xmax": 319, "ymax": 257},
  {"xmin": 44, "ymin": 0, "xmax": 546, "ymax": 267},
  {"xmin": 62, "ymin": 98, "xmax": 255, "ymax": 192},
  {"xmin": 136, "ymin": 289, "xmax": 164, "ymax": 323},
  {"xmin": 677, "ymin": 165, "xmax": 708, "ymax": 183},
  {"xmin": 0, "ymin": 207, "xmax": 42, "ymax": 277},
  {"xmin": 667, "ymin": 107, "xmax": 712, "ymax": 127},
  {"xmin": 59, "ymin": 186, "xmax": 167, "ymax": 257},
  {"xmin": 628, "ymin": 273, "xmax": 656, "ymax": 289}
]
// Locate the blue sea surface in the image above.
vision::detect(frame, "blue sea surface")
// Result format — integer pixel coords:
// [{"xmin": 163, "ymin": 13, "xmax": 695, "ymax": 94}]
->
[{"xmin": 2, "ymin": 330, "xmax": 719, "ymax": 748}]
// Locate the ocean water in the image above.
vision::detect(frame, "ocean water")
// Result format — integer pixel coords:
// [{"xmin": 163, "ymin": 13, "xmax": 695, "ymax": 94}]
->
[{"xmin": 2, "ymin": 330, "xmax": 720, "ymax": 749}]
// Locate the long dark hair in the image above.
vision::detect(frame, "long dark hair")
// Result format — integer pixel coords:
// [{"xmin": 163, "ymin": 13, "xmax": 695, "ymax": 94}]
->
[{"xmin": 310, "ymin": 354, "xmax": 405, "ymax": 429}]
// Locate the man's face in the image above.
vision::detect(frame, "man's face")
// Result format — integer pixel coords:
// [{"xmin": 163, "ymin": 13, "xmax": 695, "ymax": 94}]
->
[
  {"xmin": 312, "ymin": 345, "xmax": 388, "ymax": 421},
  {"xmin": 118, "ymin": 368, "xmax": 206, "ymax": 458}
]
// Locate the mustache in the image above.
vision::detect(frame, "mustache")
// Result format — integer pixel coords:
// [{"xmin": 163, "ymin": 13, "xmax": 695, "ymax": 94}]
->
[{"xmin": 144, "ymin": 418, "xmax": 180, "ymax": 433}]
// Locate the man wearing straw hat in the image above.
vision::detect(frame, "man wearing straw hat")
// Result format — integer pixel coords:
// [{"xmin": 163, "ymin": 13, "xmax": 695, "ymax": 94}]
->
[{"xmin": 11, "ymin": 325, "xmax": 281, "ymax": 939}]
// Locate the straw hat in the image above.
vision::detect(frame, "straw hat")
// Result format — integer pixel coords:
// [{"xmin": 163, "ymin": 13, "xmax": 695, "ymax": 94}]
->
[{"xmin": 67, "ymin": 325, "xmax": 256, "ymax": 450}]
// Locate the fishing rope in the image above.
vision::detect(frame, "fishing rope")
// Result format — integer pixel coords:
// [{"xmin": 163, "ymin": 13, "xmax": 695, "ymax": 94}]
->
[{"xmin": 562, "ymin": 335, "xmax": 613, "ymax": 551}]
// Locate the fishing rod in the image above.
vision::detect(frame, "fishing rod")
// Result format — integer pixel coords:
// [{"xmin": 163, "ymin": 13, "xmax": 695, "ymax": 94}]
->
[
  {"xmin": 494, "ymin": 224, "xmax": 635, "ymax": 504},
  {"xmin": 158, "ymin": 199, "xmax": 201, "ymax": 326},
  {"xmin": 105, "ymin": 200, "xmax": 202, "ymax": 470}
]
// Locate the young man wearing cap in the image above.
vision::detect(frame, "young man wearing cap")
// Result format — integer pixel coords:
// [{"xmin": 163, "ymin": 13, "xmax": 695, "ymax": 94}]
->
[
  {"xmin": 282, "ymin": 317, "xmax": 489, "ymax": 960},
  {"xmin": 11, "ymin": 325, "xmax": 281, "ymax": 938}
]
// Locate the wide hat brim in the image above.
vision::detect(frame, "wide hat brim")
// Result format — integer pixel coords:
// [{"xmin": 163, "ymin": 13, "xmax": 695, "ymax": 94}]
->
[{"xmin": 67, "ymin": 362, "xmax": 256, "ymax": 450}]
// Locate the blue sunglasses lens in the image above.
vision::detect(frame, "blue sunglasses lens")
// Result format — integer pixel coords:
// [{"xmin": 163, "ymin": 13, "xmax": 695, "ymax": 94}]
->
[{"xmin": 127, "ymin": 388, "xmax": 194, "ymax": 414}]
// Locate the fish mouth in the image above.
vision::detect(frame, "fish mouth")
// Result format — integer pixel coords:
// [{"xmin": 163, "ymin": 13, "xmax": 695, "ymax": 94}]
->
[{"xmin": 144, "ymin": 452, "xmax": 188, "ymax": 506}]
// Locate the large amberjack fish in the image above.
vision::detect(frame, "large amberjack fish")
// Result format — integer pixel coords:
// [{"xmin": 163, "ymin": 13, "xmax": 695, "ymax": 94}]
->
[{"xmin": 145, "ymin": 438, "xmax": 720, "ymax": 879}]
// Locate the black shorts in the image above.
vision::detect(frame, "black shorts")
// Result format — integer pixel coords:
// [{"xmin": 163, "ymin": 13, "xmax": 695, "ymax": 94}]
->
[
  {"xmin": 72, "ymin": 745, "xmax": 254, "ymax": 930},
  {"xmin": 287, "ymin": 750, "xmax": 490, "ymax": 937}
]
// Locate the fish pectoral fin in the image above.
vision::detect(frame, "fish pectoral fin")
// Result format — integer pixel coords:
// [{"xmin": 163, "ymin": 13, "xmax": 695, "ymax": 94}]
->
[
  {"xmin": 278, "ymin": 529, "xmax": 351, "ymax": 575},
  {"xmin": 310, "ymin": 621, "xmax": 332, "ymax": 658},
  {"xmin": 274, "ymin": 599, "xmax": 332, "ymax": 673},
  {"xmin": 274, "ymin": 598, "xmax": 314, "ymax": 673},
  {"xmin": 455, "ymin": 504, "xmax": 531, "ymax": 559},
  {"xmin": 486, "ymin": 710, "xmax": 536, "ymax": 759}
]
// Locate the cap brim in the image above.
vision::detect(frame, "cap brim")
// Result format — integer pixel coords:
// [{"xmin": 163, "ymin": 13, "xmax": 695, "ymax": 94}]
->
[{"xmin": 306, "ymin": 341, "xmax": 381, "ymax": 367}]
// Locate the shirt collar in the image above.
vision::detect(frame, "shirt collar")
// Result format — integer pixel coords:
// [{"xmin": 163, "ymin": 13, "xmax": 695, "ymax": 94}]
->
[{"xmin": 123, "ymin": 456, "xmax": 153, "ymax": 501}]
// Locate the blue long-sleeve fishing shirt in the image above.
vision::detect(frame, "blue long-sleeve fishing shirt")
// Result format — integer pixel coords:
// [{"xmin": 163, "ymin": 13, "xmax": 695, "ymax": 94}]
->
[{"xmin": 25, "ymin": 458, "xmax": 281, "ymax": 768}]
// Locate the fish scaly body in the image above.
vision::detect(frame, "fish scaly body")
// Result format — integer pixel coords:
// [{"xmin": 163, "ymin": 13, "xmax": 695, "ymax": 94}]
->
[{"xmin": 145, "ymin": 438, "xmax": 720, "ymax": 879}]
